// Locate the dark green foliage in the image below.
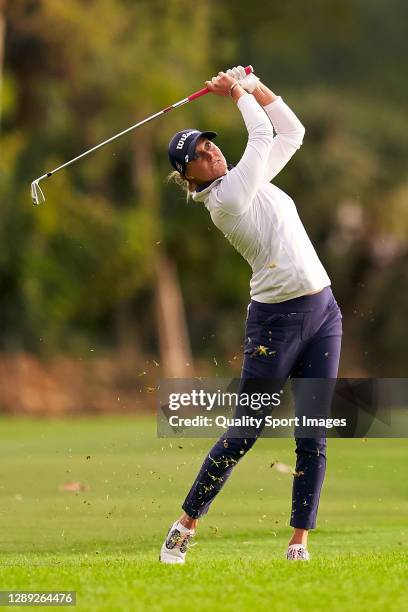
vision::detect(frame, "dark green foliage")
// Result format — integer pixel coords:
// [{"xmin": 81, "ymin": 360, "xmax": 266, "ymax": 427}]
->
[{"xmin": 1, "ymin": 0, "xmax": 407, "ymax": 373}]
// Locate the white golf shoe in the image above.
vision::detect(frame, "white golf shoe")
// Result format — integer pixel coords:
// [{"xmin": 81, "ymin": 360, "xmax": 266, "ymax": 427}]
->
[
  {"xmin": 286, "ymin": 544, "xmax": 310, "ymax": 561},
  {"xmin": 159, "ymin": 520, "xmax": 195, "ymax": 564}
]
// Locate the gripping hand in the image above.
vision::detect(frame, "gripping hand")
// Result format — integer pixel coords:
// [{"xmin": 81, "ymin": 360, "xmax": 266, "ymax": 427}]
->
[{"xmin": 226, "ymin": 65, "xmax": 260, "ymax": 93}]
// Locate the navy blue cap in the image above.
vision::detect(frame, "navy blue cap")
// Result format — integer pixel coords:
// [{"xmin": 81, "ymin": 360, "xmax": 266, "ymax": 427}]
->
[{"xmin": 168, "ymin": 129, "xmax": 217, "ymax": 174}]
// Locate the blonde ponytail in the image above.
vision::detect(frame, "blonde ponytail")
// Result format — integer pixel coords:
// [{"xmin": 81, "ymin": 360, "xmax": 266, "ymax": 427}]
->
[{"xmin": 167, "ymin": 170, "xmax": 196, "ymax": 201}]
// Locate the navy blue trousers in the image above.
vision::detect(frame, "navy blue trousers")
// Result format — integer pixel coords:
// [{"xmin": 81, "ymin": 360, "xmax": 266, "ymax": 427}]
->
[{"xmin": 182, "ymin": 286, "xmax": 342, "ymax": 529}]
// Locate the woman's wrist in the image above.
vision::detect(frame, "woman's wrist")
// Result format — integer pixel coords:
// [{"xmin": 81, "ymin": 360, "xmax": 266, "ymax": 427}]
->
[
  {"xmin": 230, "ymin": 82, "xmax": 246, "ymax": 102},
  {"xmin": 252, "ymin": 82, "xmax": 278, "ymax": 105},
  {"xmin": 229, "ymin": 81, "xmax": 239, "ymax": 96}
]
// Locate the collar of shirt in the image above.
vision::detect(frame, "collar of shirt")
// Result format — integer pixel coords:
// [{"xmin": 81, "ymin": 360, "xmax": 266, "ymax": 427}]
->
[{"xmin": 195, "ymin": 163, "xmax": 234, "ymax": 192}]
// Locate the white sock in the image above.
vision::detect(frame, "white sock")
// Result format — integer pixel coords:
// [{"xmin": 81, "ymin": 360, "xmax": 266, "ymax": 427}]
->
[
  {"xmin": 176, "ymin": 521, "xmax": 195, "ymax": 534},
  {"xmin": 288, "ymin": 543, "xmax": 306, "ymax": 550}
]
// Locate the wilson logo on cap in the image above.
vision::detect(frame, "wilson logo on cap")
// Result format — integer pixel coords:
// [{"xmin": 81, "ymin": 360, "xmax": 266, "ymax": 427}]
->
[{"xmin": 176, "ymin": 131, "xmax": 198, "ymax": 150}]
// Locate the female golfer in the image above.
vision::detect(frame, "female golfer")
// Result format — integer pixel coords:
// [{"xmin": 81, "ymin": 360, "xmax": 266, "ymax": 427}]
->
[{"xmin": 160, "ymin": 66, "xmax": 342, "ymax": 562}]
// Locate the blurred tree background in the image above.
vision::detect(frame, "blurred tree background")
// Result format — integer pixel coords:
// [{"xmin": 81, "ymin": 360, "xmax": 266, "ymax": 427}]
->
[{"xmin": 0, "ymin": 0, "xmax": 407, "ymax": 411}]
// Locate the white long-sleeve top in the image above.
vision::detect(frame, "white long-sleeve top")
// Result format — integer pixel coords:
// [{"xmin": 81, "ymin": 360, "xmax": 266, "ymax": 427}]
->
[{"xmin": 192, "ymin": 93, "xmax": 330, "ymax": 303}]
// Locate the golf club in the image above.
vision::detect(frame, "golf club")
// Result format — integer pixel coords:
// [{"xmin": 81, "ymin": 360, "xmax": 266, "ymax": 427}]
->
[{"xmin": 30, "ymin": 66, "xmax": 254, "ymax": 206}]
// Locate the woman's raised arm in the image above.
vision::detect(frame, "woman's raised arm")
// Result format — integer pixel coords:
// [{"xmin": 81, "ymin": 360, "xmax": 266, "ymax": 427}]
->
[{"xmin": 205, "ymin": 72, "xmax": 275, "ymax": 214}]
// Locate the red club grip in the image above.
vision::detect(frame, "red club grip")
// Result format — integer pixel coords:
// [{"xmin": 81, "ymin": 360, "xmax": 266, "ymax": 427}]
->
[{"xmin": 188, "ymin": 65, "xmax": 254, "ymax": 101}]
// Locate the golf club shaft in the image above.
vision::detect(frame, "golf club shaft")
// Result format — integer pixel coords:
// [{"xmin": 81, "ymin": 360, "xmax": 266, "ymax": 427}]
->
[{"xmin": 36, "ymin": 66, "xmax": 254, "ymax": 182}]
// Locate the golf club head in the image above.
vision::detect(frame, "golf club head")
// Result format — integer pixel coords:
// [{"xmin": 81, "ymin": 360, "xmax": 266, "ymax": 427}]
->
[{"xmin": 31, "ymin": 180, "xmax": 46, "ymax": 206}]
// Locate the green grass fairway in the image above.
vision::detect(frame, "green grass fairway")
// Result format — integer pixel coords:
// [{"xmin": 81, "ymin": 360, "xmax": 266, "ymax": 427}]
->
[{"xmin": 0, "ymin": 416, "xmax": 406, "ymax": 611}]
